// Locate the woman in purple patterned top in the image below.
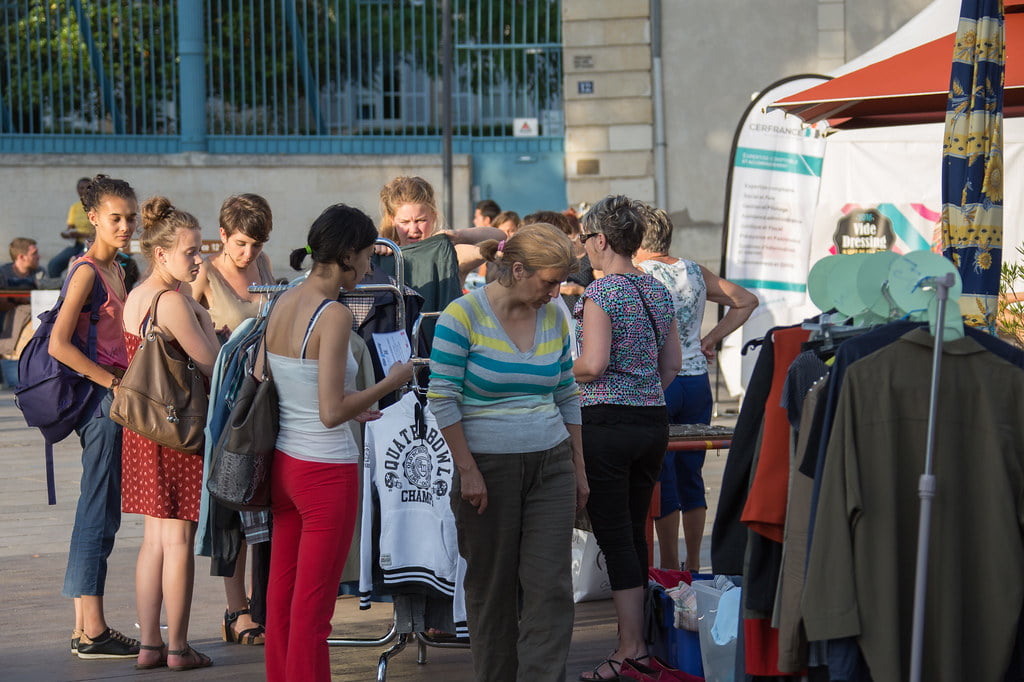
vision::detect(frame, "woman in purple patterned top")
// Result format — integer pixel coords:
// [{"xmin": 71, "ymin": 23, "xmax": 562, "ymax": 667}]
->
[{"xmin": 573, "ymin": 195, "xmax": 682, "ymax": 680}]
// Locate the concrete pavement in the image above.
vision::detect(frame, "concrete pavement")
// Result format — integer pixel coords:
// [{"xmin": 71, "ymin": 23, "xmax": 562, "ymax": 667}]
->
[{"xmin": 0, "ymin": 388, "xmax": 735, "ymax": 681}]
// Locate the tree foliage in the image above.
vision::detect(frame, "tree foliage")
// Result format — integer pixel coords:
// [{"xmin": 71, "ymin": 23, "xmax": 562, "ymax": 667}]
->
[
  {"xmin": 1, "ymin": 0, "xmax": 561, "ymax": 136},
  {"xmin": 0, "ymin": 1, "xmax": 177, "ymax": 134}
]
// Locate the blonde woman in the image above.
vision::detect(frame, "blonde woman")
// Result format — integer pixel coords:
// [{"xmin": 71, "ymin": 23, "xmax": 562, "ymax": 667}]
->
[
  {"xmin": 428, "ymin": 224, "xmax": 587, "ymax": 681},
  {"xmin": 377, "ymin": 176, "xmax": 504, "ymax": 312},
  {"xmin": 121, "ymin": 197, "xmax": 220, "ymax": 671}
]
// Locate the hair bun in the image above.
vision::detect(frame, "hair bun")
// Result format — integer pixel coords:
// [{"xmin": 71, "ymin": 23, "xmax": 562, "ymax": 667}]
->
[{"xmin": 141, "ymin": 196, "xmax": 176, "ymax": 228}]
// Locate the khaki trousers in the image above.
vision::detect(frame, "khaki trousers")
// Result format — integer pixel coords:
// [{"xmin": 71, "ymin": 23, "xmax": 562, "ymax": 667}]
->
[{"xmin": 453, "ymin": 439, "xmax": 576, "ymax": 682}]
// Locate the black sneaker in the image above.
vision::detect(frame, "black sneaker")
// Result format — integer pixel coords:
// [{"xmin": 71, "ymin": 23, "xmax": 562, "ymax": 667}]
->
[
  {"xmin": 76, "ymin": 627, "xmax": 141, "ymax": 659},
  {"xmin": 71, "ymin": 629, "xmax": 82, "ymax": 656}
]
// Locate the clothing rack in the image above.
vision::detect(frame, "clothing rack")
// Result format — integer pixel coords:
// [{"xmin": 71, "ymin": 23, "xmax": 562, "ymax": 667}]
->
[
  {"xmin": 247, "ymin": 237, "xmax": 407, "ymax": 331},
  {"xmin": 908, "ymin": 272, "xmax": 955, "ymax": 682},
  {"xmin": 251, "ymin": 239, "xmax": 469, "ymax": 680},
  {"xmin": 800, "ymin": 313, "xmax": 867, "ymax": 352}
]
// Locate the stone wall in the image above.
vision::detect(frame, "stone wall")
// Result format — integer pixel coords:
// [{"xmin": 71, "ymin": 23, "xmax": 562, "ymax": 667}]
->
[
  {"xmin": 0, "ymin": 153, "xmax": 471, "ymax": 276},
  {"xmin": 562, "ymin": 0, "xmax": 655, "ymax": 205}
]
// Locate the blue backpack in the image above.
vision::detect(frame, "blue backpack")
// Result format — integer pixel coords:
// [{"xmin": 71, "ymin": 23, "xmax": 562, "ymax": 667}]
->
[{"xmin": 15, "ymin": 260, "xmax": 106, "ymax": 505}]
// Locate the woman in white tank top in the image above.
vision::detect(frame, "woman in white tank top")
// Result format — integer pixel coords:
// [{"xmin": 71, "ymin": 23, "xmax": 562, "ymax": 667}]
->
[{"xmin": 262, "ymin": 204, "xmax": 413, "ymax": 682}]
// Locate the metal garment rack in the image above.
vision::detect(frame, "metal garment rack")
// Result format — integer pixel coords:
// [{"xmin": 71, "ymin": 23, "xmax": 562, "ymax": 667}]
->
[
  {"xmin": 249, "ymin": 238, "xmax": 469, "ymax": 681},
  {"xmin": 908, "ymin": 273, "xmax": 955, "ymax": 682},
  {"xmin": 248, "ymin": 237, "xmax": 407, "ymax": 328}
]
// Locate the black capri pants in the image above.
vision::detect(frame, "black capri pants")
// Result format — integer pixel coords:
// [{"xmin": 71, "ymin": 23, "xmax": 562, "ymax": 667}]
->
[{"xmin": 582, "ymin": 403, "xmax": 669, "ymax": 591}]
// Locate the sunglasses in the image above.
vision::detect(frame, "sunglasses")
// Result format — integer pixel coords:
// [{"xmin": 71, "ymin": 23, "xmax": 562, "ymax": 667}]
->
[{"xmin": 579, "ymin": 231, "xmax": 601, "ymax": 244}]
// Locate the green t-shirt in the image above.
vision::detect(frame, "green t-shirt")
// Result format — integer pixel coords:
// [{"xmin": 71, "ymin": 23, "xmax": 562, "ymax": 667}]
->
[{"xmin": 372, "ymin": 233, "xmax": 461, "ymax": 314}]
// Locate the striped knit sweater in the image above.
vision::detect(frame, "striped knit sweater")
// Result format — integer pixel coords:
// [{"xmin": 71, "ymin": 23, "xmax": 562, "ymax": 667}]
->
[{"xmin": 427, "ymin": 287, "xmax": 581, "ymax": 455}]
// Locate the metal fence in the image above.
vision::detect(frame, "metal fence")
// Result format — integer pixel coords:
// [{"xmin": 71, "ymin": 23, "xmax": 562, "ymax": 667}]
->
[{"xmin": 0, "ymin": 0, "xmax": 563, "ymax": 153}]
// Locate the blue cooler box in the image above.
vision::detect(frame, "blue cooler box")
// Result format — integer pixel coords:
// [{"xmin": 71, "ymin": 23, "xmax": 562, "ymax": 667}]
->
[{"xmin": 649, "ymin": 576, "xmax": 712, "ymax": 678}]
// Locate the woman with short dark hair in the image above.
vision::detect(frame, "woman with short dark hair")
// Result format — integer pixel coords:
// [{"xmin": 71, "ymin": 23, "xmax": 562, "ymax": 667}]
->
[
  {"xmin": 190, "ymin": 192, "xmax": 278, "ymax": 647},
  {"xmin": 573, "ymin": 195, "xmax": 682, "ymax": 680},
  {"xmin": 263, "ymin": 204, "xmax": 413, "ymax": 681}
]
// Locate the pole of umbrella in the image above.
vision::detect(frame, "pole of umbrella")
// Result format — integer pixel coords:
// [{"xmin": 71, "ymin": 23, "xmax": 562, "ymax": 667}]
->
[
  {"xmin": 441, "ymin": 0, "xmax": 453, "ymax": 223},
  {"xmin": 908, "ymin": 272, "xmax": 954, "ymax": 682}
]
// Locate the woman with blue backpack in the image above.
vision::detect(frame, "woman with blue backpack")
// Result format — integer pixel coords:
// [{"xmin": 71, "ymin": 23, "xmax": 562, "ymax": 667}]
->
[{"xmin": 47, "ymin": 174, "xmax": 142, "ymax": 660}]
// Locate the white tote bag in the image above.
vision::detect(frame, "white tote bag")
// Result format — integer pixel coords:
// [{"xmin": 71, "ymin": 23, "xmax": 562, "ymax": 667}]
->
[{"xmin": 571, "ymin": 528, "xmax": 612, "ymax": 603}]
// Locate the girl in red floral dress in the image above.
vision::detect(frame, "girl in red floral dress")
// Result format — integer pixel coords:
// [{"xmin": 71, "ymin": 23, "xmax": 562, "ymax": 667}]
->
[{"xmin": 121, "ymin": 196, "xmax": 220, "ymax": 671}]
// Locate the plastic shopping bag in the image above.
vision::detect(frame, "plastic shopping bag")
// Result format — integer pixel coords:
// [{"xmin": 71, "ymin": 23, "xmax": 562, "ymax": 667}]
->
[{"xmin": 571, "ymin": 528, "xmax": 612, "ymax": 603}]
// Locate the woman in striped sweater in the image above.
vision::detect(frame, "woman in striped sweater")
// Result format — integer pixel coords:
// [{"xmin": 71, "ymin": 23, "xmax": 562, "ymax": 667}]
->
[{"xmin": 428, "ymin": 223, "xmax": 587, "ymax": 682}]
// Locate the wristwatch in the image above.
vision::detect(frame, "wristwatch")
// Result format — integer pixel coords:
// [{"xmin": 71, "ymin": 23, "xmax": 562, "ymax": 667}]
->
[{"xmin": 109, "ymin": 375, "xmax": 120, "ymax": 390}]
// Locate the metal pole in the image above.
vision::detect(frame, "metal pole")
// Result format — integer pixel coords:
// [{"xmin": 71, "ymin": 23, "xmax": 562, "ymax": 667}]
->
[
  {"xmin": 177, "ymin": 0, "xmax": 206, "ymax": 150},
  {"xmin": 651, "ymin": 0, "xmax": 667, "ymax": 211},
  {"xmin": 71, "ymin": 0, "xmax": 124, "ymax": 135},
  {"xmin": 284, "ymin": 0, "xmax": 327, "ymax": 135},
  {"xmin": 441, "ymin": 0, "xmax": 454, "ymax": 222},
  {"xmin": 908, "ymin": 272, "xmax": 954, "ymax": 682}
]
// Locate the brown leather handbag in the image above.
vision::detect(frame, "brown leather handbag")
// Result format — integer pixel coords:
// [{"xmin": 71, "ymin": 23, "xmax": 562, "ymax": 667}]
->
[{"xmin": 110, "ymin": 290, "xmax": 208, "ymax": 453}]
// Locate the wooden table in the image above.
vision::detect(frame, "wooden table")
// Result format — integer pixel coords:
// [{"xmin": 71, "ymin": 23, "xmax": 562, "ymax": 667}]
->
[
  {"xmin": 667, "ymin": 423, "xmax": 733, "ymax": 451},
  {"xmin": 647, "ymin": 424, "xmax": 734, "ymax": 563}
]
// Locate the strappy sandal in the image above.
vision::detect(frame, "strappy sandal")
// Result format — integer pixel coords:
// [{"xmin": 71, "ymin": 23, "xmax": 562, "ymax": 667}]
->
[
  {"xmin": 579, "ymin": 657, "xmax": 624, "ymax": 681},
  {"xmin": 134, "ymin": 643, "xmax": 167, "ymax": 670},
  {"xmin": 167, "ymin": 645, "xmax": 213, "ymax": 672},
  {"xmin": 223, "ymin": 607, "xmax": 265, "ymax": 646}
]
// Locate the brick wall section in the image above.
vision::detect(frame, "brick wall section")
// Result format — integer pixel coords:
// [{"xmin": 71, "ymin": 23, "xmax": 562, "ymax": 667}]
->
[{"xmin": 562, "ymin": 0, "xmax": 655, "ymax": 206}]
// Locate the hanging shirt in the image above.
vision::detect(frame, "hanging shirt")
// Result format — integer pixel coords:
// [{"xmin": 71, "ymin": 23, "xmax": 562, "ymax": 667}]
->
[
  {"xmin": 803, "ymin": 329, "xmax": 1024, "ymax": 682},
  {"xmin": 360, "ymin": 392, "xmax": 467, "ymax": 635}
]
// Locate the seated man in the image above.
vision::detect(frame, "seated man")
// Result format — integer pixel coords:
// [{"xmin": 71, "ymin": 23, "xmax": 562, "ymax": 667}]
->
[{"xmin": 0, "ymin": 238, "xmax": 59, "ymax": 387}]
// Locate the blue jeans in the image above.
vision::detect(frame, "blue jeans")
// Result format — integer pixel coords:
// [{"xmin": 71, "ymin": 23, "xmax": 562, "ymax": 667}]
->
[
  {"xmin": 657, "ymin": 373, "xmax": 714, "ymax": 517},
  {"xmin": 62, "ymin": 390, "xmax": 123, "ymax": 598},
  {"xmin": 1, "ymin": 358, "xmax": 19, "ymax": 388}
]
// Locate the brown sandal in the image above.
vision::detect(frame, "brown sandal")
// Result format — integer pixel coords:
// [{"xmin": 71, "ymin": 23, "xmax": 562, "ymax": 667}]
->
[
  {"xmin": 134, "ymin": 643, "xmax": 167, "ymax": 670},
  {"xmin": 167, "ymin": 645, "xmax": 212, "ymax": 672}
]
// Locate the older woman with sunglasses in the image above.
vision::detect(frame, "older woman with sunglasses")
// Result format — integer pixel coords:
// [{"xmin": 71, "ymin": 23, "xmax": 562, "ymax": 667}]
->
[{"xmin": 572, "ymin": 196, "xmax": 682, "ymax": 681}]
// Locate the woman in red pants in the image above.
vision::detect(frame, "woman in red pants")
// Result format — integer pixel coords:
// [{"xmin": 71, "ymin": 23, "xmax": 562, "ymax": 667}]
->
[{"xmin": 262, "ymin": 204, "xmax": 413, "ymax": 682}]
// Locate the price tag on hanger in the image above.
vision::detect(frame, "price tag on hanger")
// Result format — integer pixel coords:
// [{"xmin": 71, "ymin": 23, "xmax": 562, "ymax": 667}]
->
[{"xmin": 373, "ymin": 330, "xmax": 413, "ymax": 376}]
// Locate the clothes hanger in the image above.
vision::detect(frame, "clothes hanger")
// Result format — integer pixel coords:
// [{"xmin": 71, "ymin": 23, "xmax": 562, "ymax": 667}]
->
[{"xmin": 887, "ymin": 251, "xmax": 963, "ymax": 341}]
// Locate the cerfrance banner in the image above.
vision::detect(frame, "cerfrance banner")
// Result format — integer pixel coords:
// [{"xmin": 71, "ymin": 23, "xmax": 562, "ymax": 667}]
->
[{"xmin": 719, "ymin": 75, "xmax": 830, "ymax": 397}]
